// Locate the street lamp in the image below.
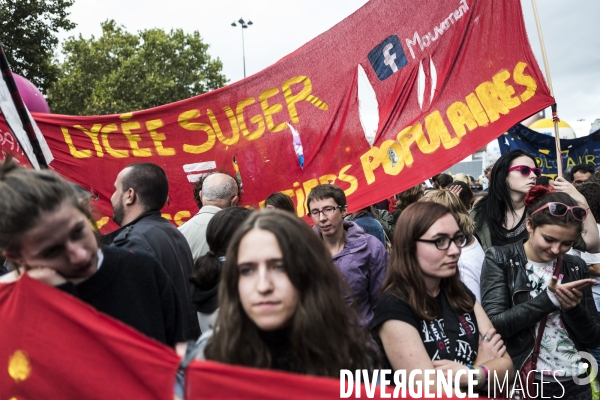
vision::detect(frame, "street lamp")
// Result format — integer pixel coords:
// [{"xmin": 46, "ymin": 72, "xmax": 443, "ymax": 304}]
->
[{"xmin": 231, "ymin": 18, "xmax": 253, "ymax": 78}]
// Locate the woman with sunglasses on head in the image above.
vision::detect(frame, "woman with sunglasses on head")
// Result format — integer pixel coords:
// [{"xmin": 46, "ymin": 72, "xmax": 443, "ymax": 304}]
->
[
  {"xmin": 371, "ymin": 202, "xmax": 512, "ymax": 393},
  {"xmin": 472, "ymin": 149, "xmax": 600, "ymax": 253},
  {"xmin": 481, "ymin": 186, "xmax": 600, "ymax": 399}
]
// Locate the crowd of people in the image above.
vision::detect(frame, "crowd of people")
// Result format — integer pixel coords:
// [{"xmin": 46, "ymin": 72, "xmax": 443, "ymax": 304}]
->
[{"xmin": 2, "ymin": 149, "xmax": 600, "ymax": 398}]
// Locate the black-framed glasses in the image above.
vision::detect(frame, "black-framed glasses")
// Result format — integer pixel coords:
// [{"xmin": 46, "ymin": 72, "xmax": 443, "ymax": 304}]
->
[
  {"xmin": 416, "ymin": 235, "xmax": 468, "ymax": 250},
  {"xmin": 508, "ymin": 165, "xmax": 542, "ymax": 178},
  {"xmin": 309, "ymin": 205, "xmax": 342, "ymax": 218}
]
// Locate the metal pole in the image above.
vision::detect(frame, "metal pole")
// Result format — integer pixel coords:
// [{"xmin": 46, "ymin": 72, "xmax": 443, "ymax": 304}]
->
[
  {"xmin": 531, "ymin": 0, "xmax": 562, "ymax": 176},
  {"xmin": 241, "ymin": 26, "xmax": 246, "ymax": 78},
  {"xmin": 0, "ymin": 42, "xmax": 47, "ymax": 168}
]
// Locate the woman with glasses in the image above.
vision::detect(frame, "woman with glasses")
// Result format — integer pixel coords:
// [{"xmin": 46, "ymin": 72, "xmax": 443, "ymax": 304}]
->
[
  {"xmin": 471, "ymin": 149, "xmax": 600, "ymax": 252},
  {"xmin": 482, "ymin": 186, "xmax": 600, "ymax": 399},
  {"xmin": 371, "ymin": 202, "xmax": 512, "ymax": 393},
  {"xmin": 420, "ymin": 190, "xmax": 485, "ymax": 302}
]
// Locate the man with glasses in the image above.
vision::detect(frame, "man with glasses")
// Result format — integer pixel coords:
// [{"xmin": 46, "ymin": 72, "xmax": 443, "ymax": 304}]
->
[{"xmin": 307, "ymin": 184, "xmax": 388, "ymax": 329}]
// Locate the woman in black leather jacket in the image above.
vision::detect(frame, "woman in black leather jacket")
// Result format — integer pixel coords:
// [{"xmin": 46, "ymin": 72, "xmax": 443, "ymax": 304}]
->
[{"xmin": 481, "ymin": 186, "xmax": 600, "ymax": 400}]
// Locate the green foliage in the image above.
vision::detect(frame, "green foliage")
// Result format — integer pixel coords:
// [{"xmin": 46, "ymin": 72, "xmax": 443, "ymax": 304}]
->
[
  {"xmin": 49, "ymin": 20, "xmax": 228, "ymax": 116},
  {"xmin": 0, "ymin": 0, "xmax": 76, "ymax": 92}
]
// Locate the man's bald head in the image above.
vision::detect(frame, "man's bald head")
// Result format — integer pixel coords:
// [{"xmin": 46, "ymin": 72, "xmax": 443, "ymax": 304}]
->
[{"xmin": 201, "ymin": 173, "xmax": 239, "ymax": 208}]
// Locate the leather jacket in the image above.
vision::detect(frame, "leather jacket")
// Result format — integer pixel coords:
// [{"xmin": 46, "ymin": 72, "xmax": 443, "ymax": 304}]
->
[{"xmin": 481, "ymin": 240, "xmax": 600, "ymax": 371}]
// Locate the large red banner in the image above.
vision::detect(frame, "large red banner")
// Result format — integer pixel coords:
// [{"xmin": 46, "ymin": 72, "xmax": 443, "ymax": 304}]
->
[
  {"xmin": 1, "ymin": 276, "xmax": 493, "ymax": 399},
  {"xmin": 33, "ymin": 0, "xmax": 554, "ymax": 231},
  {"xmin": 0, "ymin": 275, "xmax": 180, "ymax": 399}
]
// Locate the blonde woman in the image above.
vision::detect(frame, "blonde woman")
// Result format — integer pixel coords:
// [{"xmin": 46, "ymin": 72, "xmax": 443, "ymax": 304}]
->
[{"xmin": 420, "ymin": 190, "xmax": 485, "ymax": 302}]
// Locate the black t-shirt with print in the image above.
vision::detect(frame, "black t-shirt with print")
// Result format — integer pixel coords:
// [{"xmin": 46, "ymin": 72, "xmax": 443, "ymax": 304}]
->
[
  {"xmin": 371, "ymin": 288, "xmax": 479, "ymax": 369},
  {"xmin": 491, "ymin": 211, "xmax": 528, "ymax": 247}
]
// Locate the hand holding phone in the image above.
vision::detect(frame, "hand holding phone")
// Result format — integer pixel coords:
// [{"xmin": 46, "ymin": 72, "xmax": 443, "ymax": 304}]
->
[
  {"xmin": 549, "ymin": 276, "xmax": 595, "ymax": 311},
  {"xmin": 549, "ymin": 276, "xmax": 595, "ymax": 292}
]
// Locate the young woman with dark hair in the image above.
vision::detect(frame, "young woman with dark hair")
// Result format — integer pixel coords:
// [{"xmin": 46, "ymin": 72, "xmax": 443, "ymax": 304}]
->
[
  {"xmin": 189, "ymin": 207, "xmax": 253, "ymax": 332},
  {"xmin": 0, "ymin": 157, "xmax": 183, "ymax": 346},
  {"xmin": 264, "ymin": 192, "xmax": 296, "ymax": 213},
  {"xmin": 420, "ymin": 190, "xmax": 485, "ymax": 302},
  {"xmin": 371, "ymin": 202, "xmax": 512, "ymax": 392},
  {"xmin": 185, "ymin": 210, "xmax": 377, "ymax": 376},
  {"xmin": 482, "ymin": 186, "xmax": 600, "ymax": 399},
  {"xmin": 472, "ymin": 149, "xmax": 600, "ymax": 252}
]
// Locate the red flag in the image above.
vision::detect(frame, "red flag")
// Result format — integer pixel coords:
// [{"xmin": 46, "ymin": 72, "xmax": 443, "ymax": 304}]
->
[
  {"xmin": 0, "ymin": 114, "xmax": 32, "ymax": 166},
  {"xmin": 186, "ymin": 360, "xmax": 348, "ymax": 399},
  {"xmin": 0, "ymin": 275, "xmax": 179, "ymax": 399},
  {"xmin": 33, "ymin": 0, "xmax": 553, "ymax": 231},
  {"xmin": 0, "ymin": 275, "xmax": 500, "ymax": 399},
  {"xmin": 184, "ymin": 359, "xmax": 497, "ymax": 399}
]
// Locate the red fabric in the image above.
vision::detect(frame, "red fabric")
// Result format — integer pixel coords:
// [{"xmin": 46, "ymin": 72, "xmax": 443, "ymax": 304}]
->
[
  {"xmin": 32, "ymin": 0, "xmax": 553, "ymax": 232},
  {"xmin": 0, "ymin": 116, "xmax": 33, "ymax": 167},
  {"xmin": 185, "ymin": 360, "xmax": 497, "ymax": 399},
  {"xmin": 0, "ymin": 274, "xmax": 180, "ymax": 399},
  {"xmin": 0, "ymin": 275, "xmax": 499, "ymax": 398},
  {"xmin": 186, "ymin": 360, "xmax": 352, "ymax": 399},
  {"xmin": 388, "ymin": 195, "xmax": 396, "ymax": 213}
]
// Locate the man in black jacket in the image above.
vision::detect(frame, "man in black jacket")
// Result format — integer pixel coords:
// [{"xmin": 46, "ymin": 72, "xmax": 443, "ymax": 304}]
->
[{"xmin": 104, "ymin": 163, "xmax": 200, "ymax": 340}]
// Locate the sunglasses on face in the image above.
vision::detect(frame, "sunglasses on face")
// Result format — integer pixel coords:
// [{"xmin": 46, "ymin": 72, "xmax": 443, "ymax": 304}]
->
[
  {"xmin": 530, "ymin": 202, "xmax": 588, "ymax": 222},
  {"xmin": 508, "ymin": 165, "xmax": 542, "ymax": 178}
]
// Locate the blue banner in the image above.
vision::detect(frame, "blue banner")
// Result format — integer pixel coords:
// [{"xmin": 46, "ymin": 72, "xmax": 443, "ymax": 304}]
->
[{"xmin": 499, "ymin": 124, "xmax": 600, "ymax": 178}]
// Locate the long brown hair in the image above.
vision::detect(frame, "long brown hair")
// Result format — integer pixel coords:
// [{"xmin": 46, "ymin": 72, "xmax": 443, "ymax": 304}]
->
[
  {"xmin": 383, "ymin": 202, "xmax": 474, "ymax": 321},
  {"xmin": 204, "ymin": 210, "xmax": 377, "ymax": 376}
]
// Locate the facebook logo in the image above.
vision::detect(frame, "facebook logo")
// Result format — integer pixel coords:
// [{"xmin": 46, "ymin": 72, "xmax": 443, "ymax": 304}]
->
[{"xmin": 368, "ymin": 35, "xmax": 407, "ymax": 81}]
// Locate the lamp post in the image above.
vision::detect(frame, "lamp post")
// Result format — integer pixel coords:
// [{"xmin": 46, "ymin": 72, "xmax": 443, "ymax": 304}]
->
[{"xmin": 231, "ymin": 18, "xmax": 253, "ymax": 78}]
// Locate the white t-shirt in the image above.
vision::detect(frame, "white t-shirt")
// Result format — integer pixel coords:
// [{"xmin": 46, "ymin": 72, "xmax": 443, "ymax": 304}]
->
[
  {"xmin": 526, "ymin": 259, "xmax": 586, "ymax": 377},
  {"xmin": 458, "ymin": 239, "xmax": 485, "ymax": 303},
  {"xmin": 569, "ymin": 223, "xmax": 600, "ymax": 311}
]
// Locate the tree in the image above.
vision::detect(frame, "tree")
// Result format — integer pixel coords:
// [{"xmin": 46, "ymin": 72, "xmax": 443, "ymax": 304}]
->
[
  {"xmin": 0, "ymin": 0, "xmax": 76, "ymax": 93},
  {"xmin": 49, "ymin": 20, "xmax": 228, "ymax": 115}
]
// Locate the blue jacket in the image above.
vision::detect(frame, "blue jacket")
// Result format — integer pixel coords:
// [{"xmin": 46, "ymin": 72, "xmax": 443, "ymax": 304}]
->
[{"xmin": 353, "ymin": 214, "xmax": 386, "ymax": 245}]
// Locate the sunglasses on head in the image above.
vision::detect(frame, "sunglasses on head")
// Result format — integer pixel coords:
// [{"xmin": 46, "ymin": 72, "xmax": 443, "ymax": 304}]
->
[
  {"xmin": 508, "ymin": 165, "xmax": 542, "ymax": 177},
  {"xmin": 530, "ymin": 202, "xmax": 588, "ymax": 222}
]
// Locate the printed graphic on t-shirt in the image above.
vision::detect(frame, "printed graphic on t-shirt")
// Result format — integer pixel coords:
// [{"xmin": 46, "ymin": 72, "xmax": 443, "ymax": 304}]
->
[
  {"xmin": 526, "ymin": 260, "xmax": 585, "ymax": 377},
  {"xmin": 420, "ymin": 314, "xmax": 477, "ymax": 365}
]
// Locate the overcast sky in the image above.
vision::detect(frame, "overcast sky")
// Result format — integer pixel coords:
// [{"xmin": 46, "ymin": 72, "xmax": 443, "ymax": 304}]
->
[{"xmin": 57, "ymin": 0, "xmax": 600, "ymax": 136}]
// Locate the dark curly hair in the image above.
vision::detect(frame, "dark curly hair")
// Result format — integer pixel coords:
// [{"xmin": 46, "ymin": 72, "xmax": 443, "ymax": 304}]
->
[{"xmin": 577, "ymin": 182, "xmax": 600, "ymax": 222}]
